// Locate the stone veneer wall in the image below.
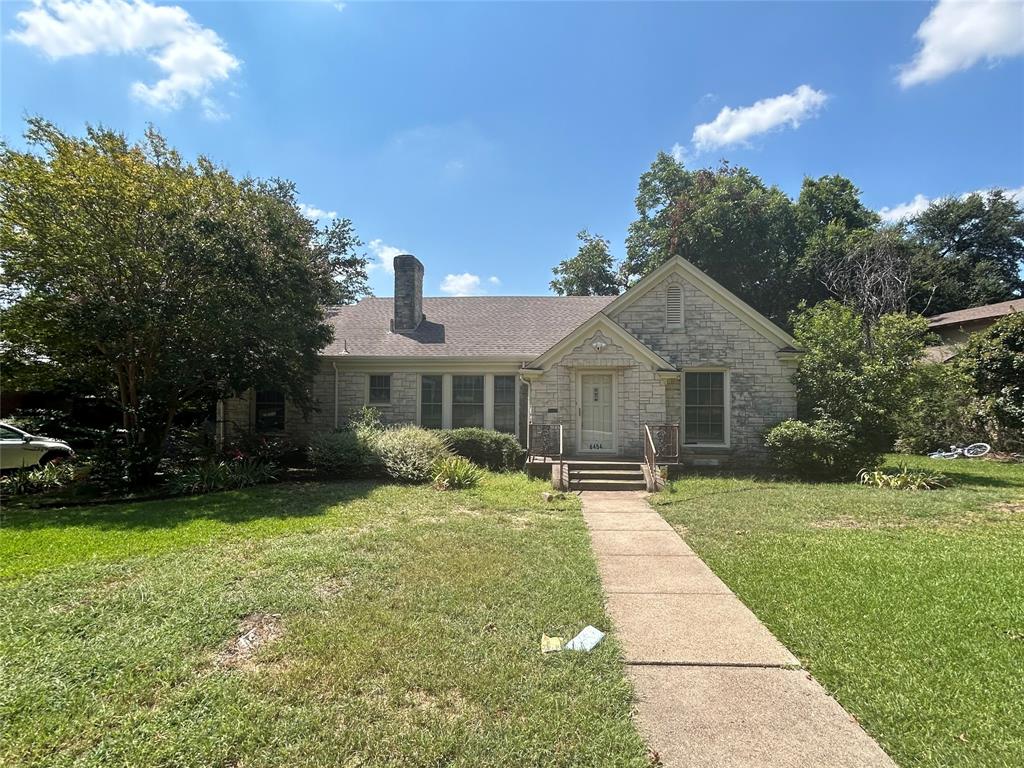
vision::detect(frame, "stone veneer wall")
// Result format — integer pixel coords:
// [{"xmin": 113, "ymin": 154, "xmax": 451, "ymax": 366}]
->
[
  {"xmin": 526, "ymin": 333, "xmax": 665, "ymax": 457},
  {"xmin": 222, "ymin": 364, "xmax": 528, "ymax": 446},
  {"xmin": 608, "ymin": 274, "xmax": 797, "ymax": 463}
]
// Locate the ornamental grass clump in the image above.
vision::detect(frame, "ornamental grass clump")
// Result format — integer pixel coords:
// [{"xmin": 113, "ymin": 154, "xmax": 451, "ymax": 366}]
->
[
  {"xmin": 432, "ymin": 455, "xmax": 483, "ymax": 490},
  {"xmin": 857, "ymin": 463, "xmax": 951, "ymax": 491}
]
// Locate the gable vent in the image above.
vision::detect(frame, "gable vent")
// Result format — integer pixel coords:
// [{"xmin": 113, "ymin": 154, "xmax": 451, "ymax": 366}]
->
[{"xmin": 666, "ymin": 285, "xmax": 683, "ymax": 325}]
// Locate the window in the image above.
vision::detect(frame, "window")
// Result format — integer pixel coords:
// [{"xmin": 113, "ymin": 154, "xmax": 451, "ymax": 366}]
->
[
  {"xmin": 452, "ymin": 375, "xmax": 484, "ymax": 428},
  {"xmin": 254, "ymin": 389, "xmax": 285, "ymax": 432},
  {"xmin": 684, "ymin": 372, "xmax": 726, "ymax": 445},
  {"xmin": 420, "ymin": 375, "xmax": 443, "ymax": 429},
  {"xmin": 666, "ymin": 284, "xmax": 682, "ymax": 326},
  {"xmin": 368, "ymin": 374, "xmax": 391, "ymax": 404},
  {"xmin": 493, "ymin": 375, "xmax": 516, "ymax": 434}
]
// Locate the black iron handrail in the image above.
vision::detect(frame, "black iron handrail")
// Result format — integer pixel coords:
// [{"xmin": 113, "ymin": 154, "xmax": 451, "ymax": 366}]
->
[
  {"xmin": 528, "ymin": 423, "xmax": 565, "ymax": 489},
  {"xmin": 644, "ymin": 423, "xmax": 679, "ymax": 471}
]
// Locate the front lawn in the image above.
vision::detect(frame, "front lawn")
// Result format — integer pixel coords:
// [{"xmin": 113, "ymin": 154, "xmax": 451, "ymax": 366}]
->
[
  {"xmin": 651, "ymin": 456, "xmax": 1024, "ymax": 768},
  {"xmin": 0, "ymin": 475, "xmax": 649, "ymax": 767}
]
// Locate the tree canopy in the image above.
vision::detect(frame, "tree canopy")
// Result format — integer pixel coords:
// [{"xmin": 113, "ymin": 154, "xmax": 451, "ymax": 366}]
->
[
  {"xmin": 0, "ymin": 118, "xmax": 369, "ymax": 480},
  {"xmin": 550, "ymin": 230, "xmax": 620, "ymax": 296}
]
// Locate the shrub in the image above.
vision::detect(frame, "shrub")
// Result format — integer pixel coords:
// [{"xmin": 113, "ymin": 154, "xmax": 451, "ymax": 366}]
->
[
  {"xmin": 373, "ymin": 425, "xmax": 451, "ymax": 482},
  {"xmin": 169, "ymin": 458, "xmax": 277, "ymax": 495},
  {"xmin": 958, "ymin": 313, "xmax": 1024, "ymax": 451},
  {"xmin": 0, "ymin": 462, "xmax": 77, "ymax": 497},
  {"xmin": 223, "ymin": 432, "xmax": 297, "ymax": 465},
  {"xmin": 858, "ymin": 464, "xmax": 950, "ymax": 490},
  {"xmin": 895, "ymin": 363, "xmax": 985, "ymax": 454},
  {"xmin": 432, "ymin": 455, "xmax": 483, "ymax": 490},
  {"xmin": 792, "ymin": 301, "xmax": 930, "ymax": 454},
  {"xmin": 308, "ymin": 430, "xmax": 379, "ymax": 477},
  {"xmin": 346, "ymin": 406, "xmax": 383, "ymax": 432},
  {"xmin": 765, "ymin": 418, "xmax": 882, "ymax": 481},
  {"xmin": 443, "ymin": 427, "xmax": 525, "ymax": 471}
]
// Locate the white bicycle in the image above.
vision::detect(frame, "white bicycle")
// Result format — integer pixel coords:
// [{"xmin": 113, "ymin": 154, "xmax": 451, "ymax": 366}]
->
[{"xmin": 927, "ymin": 443, "xmax": 991, "ymax": 459}]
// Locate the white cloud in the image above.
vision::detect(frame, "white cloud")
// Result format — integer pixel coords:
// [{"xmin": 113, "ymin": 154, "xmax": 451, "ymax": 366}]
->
[
  {"xmin": 690, "ymin": 85, "xmax": 828, "ymax": 151},
  {"xmin": 367, "ymin": 239, "xmax": 403, "ymax": 274},
  {"xmin": 298, "ymin": 202, "xmax": 337, "ymax": 221},
  {"xmin": 879, "ymin": 185, "xmax": 1024, "ymax": 222},
  {"xmin": 9, "ymin": 0, "xmax": 239, "ymax": 114},
  {"xmin": 487, "ymin": 276, "xmax": 501, "ymax": 286},
  {"xmin": 440, "ymin": 273, "xmax": 487, "ymax": 296},
  {"xmin": 670, "ymin": 142, "xmax": 688, "ymax": 164},
  {"xmin": 898, "ymin": 0, "xmax": 1024, "ymax": 88}
]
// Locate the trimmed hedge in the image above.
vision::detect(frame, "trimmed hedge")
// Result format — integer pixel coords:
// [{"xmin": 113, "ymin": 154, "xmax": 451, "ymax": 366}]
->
[
  {"xmin": 443, "ymin": 428, "xmax": 525, "ymax": 471},
  {"xmin": 373, "ymin": 426, "xmax": 452, "ymax": 482},
  {"xmin": 308, "ymin": 429, "xmax": 379, "ymax": 477}
]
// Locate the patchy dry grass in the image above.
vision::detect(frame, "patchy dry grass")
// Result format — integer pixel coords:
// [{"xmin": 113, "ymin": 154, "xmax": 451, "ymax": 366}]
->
[
  {"xmin": 653, "ymin": 455, "xmax": 1024, "ymax": 768},
  {"xmin": 0, "ymin": 474, "xmax": 648, "ymax": 767}
]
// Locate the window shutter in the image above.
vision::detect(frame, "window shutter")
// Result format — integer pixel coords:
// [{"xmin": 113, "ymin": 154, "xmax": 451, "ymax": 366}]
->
[{"xmin": 666, "ymin": 285, "xmax": 682, "ymax": 325}]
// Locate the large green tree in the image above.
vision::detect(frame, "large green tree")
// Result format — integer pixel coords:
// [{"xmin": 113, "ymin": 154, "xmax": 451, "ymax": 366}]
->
[
  {"xmin": 623, "ymin": 154, "xmax": 805, "ymax": 325},
  {"xmin": 550, "ymin": 230, "xmax": 620, "ymax": 296},
  {"xmin": 0, "ymin": 119, "xmax": 368, "ymax": 482},
  {"xmin": 909, "ymin": 190, "xmax": 1024, "ymax": 315}
]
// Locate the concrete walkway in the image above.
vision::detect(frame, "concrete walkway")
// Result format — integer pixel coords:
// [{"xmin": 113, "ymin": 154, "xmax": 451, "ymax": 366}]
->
[{"xmin": 582, "ymin": 491, "xmax": 896, "ymax": 768}]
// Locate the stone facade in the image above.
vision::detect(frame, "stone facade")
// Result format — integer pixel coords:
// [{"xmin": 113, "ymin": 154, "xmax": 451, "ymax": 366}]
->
[
  {"xmin": 525, "ymin": 271, "xmax": 797, "ymax": 464},
  {"xmin": 221, "ymin": 261, "xmax": 797, "ymax": 466}
]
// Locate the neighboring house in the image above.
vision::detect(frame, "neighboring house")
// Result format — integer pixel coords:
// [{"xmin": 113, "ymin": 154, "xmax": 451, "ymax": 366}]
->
[
  {"xmin": 924, "ymin": 299, "xmax": 1021, "ymax": 363},
  {"xmin": 221, "ymin": 254, "xmax": 801, "ymax": 467}
]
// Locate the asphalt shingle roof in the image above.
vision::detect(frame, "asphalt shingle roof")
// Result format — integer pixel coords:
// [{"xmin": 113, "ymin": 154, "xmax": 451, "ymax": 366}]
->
[
  {"xmin": 323, "ymin": 296, "xmax": 616, "ymax": 358},
  {"xmin": 926, "ymin": 299, "xmax": 1021, "ymax": 328}
]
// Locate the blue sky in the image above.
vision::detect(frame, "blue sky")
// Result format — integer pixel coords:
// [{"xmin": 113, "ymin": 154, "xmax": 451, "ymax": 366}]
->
[{"xmin": 3, "ymin": 0, "xmax": 1023, "ymax": 297}]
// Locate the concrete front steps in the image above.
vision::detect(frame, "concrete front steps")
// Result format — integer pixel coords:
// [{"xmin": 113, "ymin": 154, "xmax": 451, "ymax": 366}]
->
[{"xmin": 567, "ymin": 460, "xmax": 647, "ymax": 491}]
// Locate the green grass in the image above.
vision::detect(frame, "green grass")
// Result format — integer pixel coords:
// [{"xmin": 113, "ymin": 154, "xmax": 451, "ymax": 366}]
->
[
  {"xmin": 0, "ymin": 475, "xmax": 649, "ymax": 767},
  {"xmin": 651, "ymin": 456, "xmax": 1024, "ymax": 768}
]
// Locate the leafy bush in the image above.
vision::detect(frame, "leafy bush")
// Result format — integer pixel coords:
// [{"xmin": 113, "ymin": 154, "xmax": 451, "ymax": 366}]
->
[
  {"xmin": 169, "ymin": 458, "xmax": 277, "ymax": 495},
  {"xmin": 223, "ymin": 432, "xmax": 298, "ymax": 465},
  {"xmin": 87, "ymin": 429, "xmax": 159, "ymax": 490},
  {"xmin": 858, "ymin": 464, "xmax": 950, "ymax": 490},
  {"xmin": 958, "ymin": 313, "xmax": 1024, "ymax": 451},
  {"xmin": 792, "ymin": 301, "xmax": 930, "ymax": 454},
  {"xmin": 346, "ymin": 406, "xmax": 383, "ymax": 432},
  {"xmin": 308, "ymin": 430, "xmax": 379, "ymax": 477},
  {"xmin": 372, "ymin": 425, "xmax": 452, "ymax": 482},
  {"xmin": 0, "ymin": 462, "xmax": 77, "ymax": 497},
  {"xmin": 765, "ymin": 418, "xmax": 881, "ymax": 481},
  {"xmin": 443, "ymin": 427, "xmax": 525, "ymax": 471},
  {"xmin": 432, "ymin": 455, "xmax": 483, "ymax": 490},
  {"xmin": 895, "ymin": 363, "xmax": 985, "ymax": 454}
]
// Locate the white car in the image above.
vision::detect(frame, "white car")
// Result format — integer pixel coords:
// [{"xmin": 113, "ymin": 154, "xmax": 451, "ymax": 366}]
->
[{"xmin": 0, "ymin": 422, "xmax": 75, "ymax": 470}]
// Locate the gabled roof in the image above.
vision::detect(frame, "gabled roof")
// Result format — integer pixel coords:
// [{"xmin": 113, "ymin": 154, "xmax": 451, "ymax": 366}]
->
[
  {"xmin": 322, "ymin": 296, "xmax": 614, "ymax": 358},
  {"xmin": 926, "ymin": 299, "xmax": 1021, "ymax": 328},
  {"xmin": 526, "ymin": 313, "xmax": 676, "ymax": 371},
  {"xmin": 603, "ymin": 255, "xmax": 799, "ymax": 349}
]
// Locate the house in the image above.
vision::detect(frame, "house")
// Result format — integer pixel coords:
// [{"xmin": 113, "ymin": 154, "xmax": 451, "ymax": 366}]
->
[
  {"xmin": 923, "ymin": 299, "xmax": 1021, "ymax": 363},
  {"xmin": 221, "ymin": 254, "xmax": 801, "ymax": 470}
]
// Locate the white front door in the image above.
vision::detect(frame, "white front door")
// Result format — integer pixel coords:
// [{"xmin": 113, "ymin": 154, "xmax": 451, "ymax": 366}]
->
[{"xmin": 580, "ymin": 373, "xmax": 615, "ymax": 452}]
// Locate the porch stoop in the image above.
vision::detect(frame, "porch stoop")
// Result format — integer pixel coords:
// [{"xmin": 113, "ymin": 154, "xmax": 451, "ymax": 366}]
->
[{"xmin": 566, "ymin": 460, "xmax": 647, "ymax": 491}]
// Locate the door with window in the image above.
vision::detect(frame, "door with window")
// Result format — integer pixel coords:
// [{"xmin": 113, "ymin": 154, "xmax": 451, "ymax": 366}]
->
[{"xmin": 579, "ymin": 373, "xmax": 615, "ymax": 452}]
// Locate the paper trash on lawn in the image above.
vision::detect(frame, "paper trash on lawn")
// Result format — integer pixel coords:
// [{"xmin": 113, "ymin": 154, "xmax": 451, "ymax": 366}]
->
[
  {"xmin": 565, "ymin": 625, "xmax": 605, "ymax": 651},
  {"xmin": 540, "ymin": 634, "xmax": 564, "ymax": 653}
]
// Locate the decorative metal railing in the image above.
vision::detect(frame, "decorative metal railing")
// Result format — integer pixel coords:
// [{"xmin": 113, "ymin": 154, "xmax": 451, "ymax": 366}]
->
[
  {"xmin": 644, "ymin": 423, "xmax": 679, "ymax": 474},
  {"xmin": 527, "ymin": 423, "xmax": 563, "ymax": 459}
]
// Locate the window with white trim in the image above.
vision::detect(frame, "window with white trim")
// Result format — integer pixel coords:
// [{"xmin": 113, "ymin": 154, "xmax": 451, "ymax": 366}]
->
[
  {"xmin": 368, "ymin": 374, "xmax": 391, "ymax": 404},
  {"xmin": 684, "ymin": 372, "xmax": 726, "ymax": 444},
  {"xmin": 420, "ymin": 375, "xmax": 443, "ymax": 429},
  {"xmin": 493, "ymin": 375, "xmax": 516, "ymax": 434},
  {"xmin": 452, "ymin": 375, "xmax": 485, "ymax": 428},
  {"xmin": 666, "ymin": 284, "xmax": 682, "ymax": 326}
]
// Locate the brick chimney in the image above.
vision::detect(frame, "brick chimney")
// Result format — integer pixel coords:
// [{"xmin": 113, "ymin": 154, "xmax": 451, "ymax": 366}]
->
[{"xmin": 392, "ymin": 254, "xmax": 424, "ymax": 332}]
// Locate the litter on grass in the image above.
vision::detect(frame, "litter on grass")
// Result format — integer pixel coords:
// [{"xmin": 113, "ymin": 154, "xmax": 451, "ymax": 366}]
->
[
  {"xmin": 540, "ymin": 626, "xmax": 605, "ymax": 654},
  {"xmin": 541, "ymin": 634, "xmax": 564, "ymax": 653},
  {"xmin": 565, "ymin": 625, "xmax": 605, "ymax": 651}
]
